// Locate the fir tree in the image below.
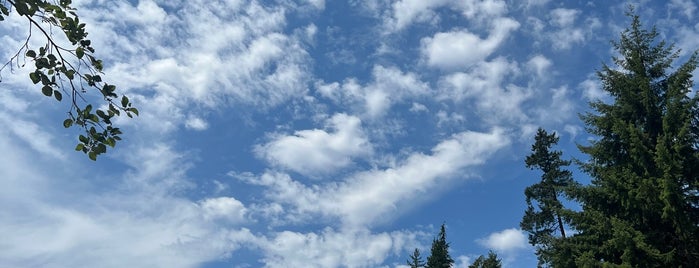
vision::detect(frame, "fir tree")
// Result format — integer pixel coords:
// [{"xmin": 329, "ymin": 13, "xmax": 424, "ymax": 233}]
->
[
  {"xmin": 555, "ymin": 9, "xmax": 699, "ymax": 267},
  {"xmin": 426, "ymin": 224, "xmax": 454, "ymax": 268},
  {"xmin": 468, "ymin": 251, "xmax": 502, "ymax": 268},
  {"xmin": 406, "ymin": 248, "xmax": 426, "ymax": 268},
  {"xmin": 520, "ymin": 128, "xmax": 576, "ymax": 266}
]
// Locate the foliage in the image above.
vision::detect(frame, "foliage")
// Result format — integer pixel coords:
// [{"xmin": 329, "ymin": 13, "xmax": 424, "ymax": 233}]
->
[
  {"xmin": 468, "ymin": 251, "xmax": 502, "ymax": 268},
  {"xmin": 407, "ymin": 248, "xmax": 426, "ymax": 268},
  {"xmin": 426, "ymin": 224, "xmax": 454, "ymax": 268},
  {"xmin": 0, "ymin": 0, "xmax": 137, "ymax": 160},
  {"xmin": 544, "ymin": 9, "xmax": 699, "ymax": 267},
  {"xmin": 520, "ymin": 128, "xmax": 577, "ymax": 266}
]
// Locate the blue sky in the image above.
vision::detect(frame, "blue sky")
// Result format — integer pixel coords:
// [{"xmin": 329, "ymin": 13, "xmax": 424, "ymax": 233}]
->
[{"xmin": 1, "ymin": 0, "xmax": 698, "ymax": 267}]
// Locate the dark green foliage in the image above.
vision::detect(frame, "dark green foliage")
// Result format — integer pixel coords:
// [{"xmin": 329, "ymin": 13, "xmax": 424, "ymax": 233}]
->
[
  {"xmin": 426, "ymin": 224, "xmax": 454, "ymax": 268},
  {"xmin": 521, "ymin": 128, "xmax": 577, "ymax": 266},
  {"xmin": 469, "ymin": 251, "xmax": 502, "ymax": 268},
  {"xmin": 551, "ymin": 10, "xmax": 699, "ymax": 267},
  {"xmin": 1, "ymin": 0, "xmax": 137, "ymax": 160},
  {"xmin": 407, "ymin": 248, "xmax": 426, "ymax": 268}
]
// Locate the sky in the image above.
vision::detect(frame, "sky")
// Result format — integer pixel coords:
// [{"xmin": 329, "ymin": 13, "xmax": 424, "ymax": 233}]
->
[{"xmin": 1, "ymin": 0, "xmax": 698, "ymax": 267}]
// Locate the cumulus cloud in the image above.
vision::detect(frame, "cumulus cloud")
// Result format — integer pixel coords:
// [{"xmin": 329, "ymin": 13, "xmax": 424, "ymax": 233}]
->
[
  {"xmin": 477, "ymin": 228, "xmax": 528, "ymax": 252},
  {"xmin": 535, "ymin": 86, "xmax": 576, "ymax": 124},
  {"xmin": 257, "ymin": 227, "xmax": 421, "ymax": 267},
  {"xmin": 240, "ymin": 129, "xmax": 509, "ymax": 226},
  {"xmin": 527, "ymin": 54, "xmax": 552, "ymax": 80},
  {"xmin": 200, "ymin": 197, "xmax": 248, "ymax": 223},
  {"xmin": 421, "ymin": 18, "xmax": 520, "ymax": 70},
  {"xmin": 185, "ymin": 116, "xmax": 209, "ymax": 131},
  {"xmin": 545, "ymin": 8, "xmax": 600, "ymax": 50},
  {"xmin": 386, "ymin": 0, "xmax": 508, "ymax": 32},
  {"xmin": 256, "ymin": 113, "xmax": 372, "ymax": 176},
  {"xmin": 316, "ymin": 65, "xmax": 430, "ymax": 119},
  {"xmin": 439, "ymin": 57, "xmax": 531, "ymax": 124},
  {"xmin": 579, "ymin": 76, "xmax": 609, "ymax": 102}
]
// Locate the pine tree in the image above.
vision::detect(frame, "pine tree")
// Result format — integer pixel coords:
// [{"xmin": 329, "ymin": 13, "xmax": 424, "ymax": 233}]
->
[
  {"xmin": 520, "ymin": 128, "xmax": 576, "ymax": 266},
  {"xmin": 407, "ymin": 248, "xmax": 426, "ymax": 268},
  {"xmin": 555, "ymin": 9, "xmax": 699, "ymax": 267},
  {"xmin": 425, "ymin": 224, "xmax": 454, "ymax": 268},
  {"xmin": 468, "ymin": 251, "xmax": 502, "ymax": 268}
]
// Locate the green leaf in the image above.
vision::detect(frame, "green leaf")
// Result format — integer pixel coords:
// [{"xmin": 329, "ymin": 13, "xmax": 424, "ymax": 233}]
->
[
  {"xmin": 29, "ymin": 72, "xmax": 40, "ymax": 84},
  {"xmin": 121, "ymin": 96, "xmax": 129, "ymax": 107},
  {"xmin": 42, "ymin": 86, "xmax": 53, "ymax": 97},
  {"xmin": 89, "ymin": 114, "xmax": 99, "ymax": 123},
  {"xmin": 63, "ymin": 118, "xmax": 73, "ymax": 128},
  {"xmin": 75, "ymin": 143, "xmax": 84, "ymax": 151},
  {"xmin": 88, "ymin": 151, "xmax": 97, "ymax": 161},
  {"xmin": 26, "ymin": 50, "xmax": 36, "ymax": 58},
  {"xmin": 107, "ymin": 137, "xmax": 116, "ymax": 147},
  {"xmin": 76, "ymin": 47, "xmax": 84, "ymax": 59},
  {"xmin": 129, "ymin": 107, "xmax": 139, "ymax": 116},
  {"xmin": 79, "ymin": 135, "xmax": 88, "ymax": 143},
  {"xmin": 40, "ymin": 73, "xmax": 50, "ymax": 85},
  {"xmin": 97, "ymin": 143, "xmax": 107, "ymax": 154},
  {"xmin": 54, "ymin": 90, "xmax": 62, "ymax": 101},
  {"xmin": 96, "ymin": 110, "xmax": 107, "ymax": 119}
]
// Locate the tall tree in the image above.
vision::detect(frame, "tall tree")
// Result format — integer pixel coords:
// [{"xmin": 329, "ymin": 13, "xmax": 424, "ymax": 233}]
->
[
  {"xmin": 520, "ymin": 128, "xmax": 576, "ymax": 266},
  {"xmin": 554, "ymin": 10, "xmax": 699, "ymax": 267},
  {"xmin": 406, "ymin": 248, "xmax": 426, "ymax": 268},
  {"xmin": 426, "ymin": 224, "xmax": 454, "ymax": 268},
  {"xmin": 468, "ymin": 251, "xmax": 502, "ymax": 268},
  {"xmin": 1, "ymin": 0, "xmax": 137, "ymax": 160}
]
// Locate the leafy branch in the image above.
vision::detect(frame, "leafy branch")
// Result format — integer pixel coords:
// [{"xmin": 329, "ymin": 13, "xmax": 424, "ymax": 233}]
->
[{"xmin": 0, "ymin": 0, "xmax": 137, "ymax": 160}]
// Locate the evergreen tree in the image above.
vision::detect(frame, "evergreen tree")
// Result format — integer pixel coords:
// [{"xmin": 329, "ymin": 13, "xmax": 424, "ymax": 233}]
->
[
  {"xmin": 554, "ymin": 10, "xmax": 699, "ymax": 267},
  {"xmin": 426, "ymin": 224, "xmax": 454, "ymax": 268},
  {"xmin": 468, "ymin": 251, "xmax": 502, "ymax": 268},
  {"xmin": 406, "ymin": 248, "xmax": 426, "ymax": 268},
  {"xmin": 520, "ymin": 128, "xmax": 576, "ymax": 266}
]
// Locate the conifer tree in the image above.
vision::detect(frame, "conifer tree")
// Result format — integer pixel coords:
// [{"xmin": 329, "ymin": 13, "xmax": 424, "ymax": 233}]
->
[
  {"xmin": 426, "ymin": 224, "xmax": 454, "ymax": 268},
  {"xmin": 554, "ymin": 10, "xmax": 699, "ymax": 267},
  {"xmin": 520, "ymin": 128, "xmax": 576, "ymax": 266},
  {"xmin": 468, "ymin": 251, "xmax": 502, "ymax": 268},
  {"xmin": 406, "ymin": 248, "xmax": 426, "ymax": 268}
]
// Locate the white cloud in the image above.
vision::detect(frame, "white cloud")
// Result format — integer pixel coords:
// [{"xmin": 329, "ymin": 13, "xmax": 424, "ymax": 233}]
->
[
  {"xmin": 409, "ymin": 102, "xmax": 428, "ymax": 113},
  {"xmin": 200, "ymin": 197, "xmax": 248, "ymax": 223},
  {"xmin": 0, "ymin": 112, "xmax": 64, "ymax": 160},
  {"xmin": 69, "ymin": 0, "xmax": 312, "ymax": 136},
  {"xmin": 306, "ymin": 0, "xmax": 326, "ymax": 9},
  {"xmin": 579, "ymin": 76, "xmax": 608, "ymax": 101},
  {"xmin": 436, "ymin": 110, "xmax": 465, "ymax": 127},
  {"xmin": 439, "ymin": 57, "xmax": 531, "ymax": 124},
  {"xmin": 386, "ymin": 0, "xmax": 508, "ymax": 32},
  {"xmin": 669, "ymin": 0, "xmax": 697, "ymax": 19},
  {"xmin": 240, "ymin": 129, "xmax": 509, "ymax": 226},
  {"xmin": 549, "ymin": 8, "xmax": 580, "ymax": 28},
  {"xmin": 526, "ymin": 54, "xmax": 552, "ymax": 80},
  {"xmin": 421, "ymin": 18, "xmax": 520, "ymax": 70},
  {"xmin": 545, "ymin": 8, "xmax": 598, "ymax": 50},
  {"xmin": 185, "ymin": 116, "xmax": 209, "ymax": 131},
  {"xmin": 455, "ymin": 255, "xmax": 474, "ymax": 268},
  {"xmin": 256, "ymin": 113, "xmax": 372, "ymax": 176},
  {"xmin": 535, "ymin": 86, "xmax": 576, "ymax": 124},
  {"xmin": 524, "ymin": 0, "xmax": 550, "ymax": 8},
  {"xmin": 477, "ymin": 228, "xmax": 528, "ymax": 252},
  {"xmin": 257, "ymin": 227, "xmax": 420, "ymax": 268},
  {"xmin": 0, "ymin": 134, "xmax": 255, "ymax": 267},
  {"xmin": 316, "ymin": 65, "xmax": 430, "ymax": 119}
]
